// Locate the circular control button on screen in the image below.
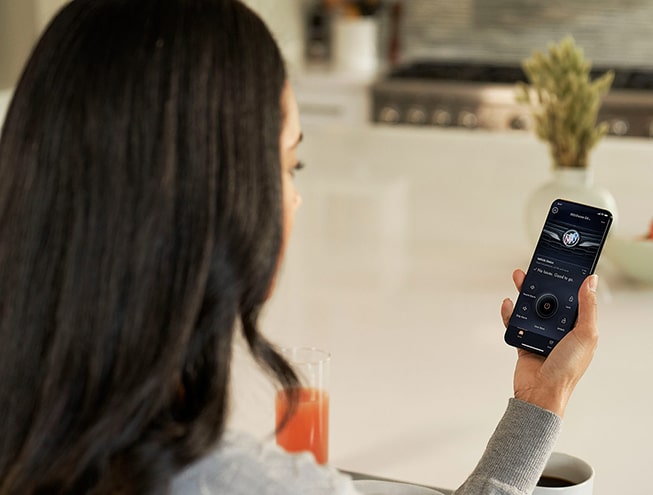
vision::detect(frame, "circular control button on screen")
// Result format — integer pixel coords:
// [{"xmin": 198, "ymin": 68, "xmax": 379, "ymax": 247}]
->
[{"xmin": 536, "ymin": 294, "xmax": 559, "ymax": 319}]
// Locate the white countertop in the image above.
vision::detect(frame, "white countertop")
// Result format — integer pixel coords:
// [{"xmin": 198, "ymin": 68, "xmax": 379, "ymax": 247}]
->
[
  {"xmin": 228, "ymin": 124, "xmax": 653, "ymax": 494},
  {"xmin": 3, "ymin": 75, "xmax": 650, "ymax": 492}
]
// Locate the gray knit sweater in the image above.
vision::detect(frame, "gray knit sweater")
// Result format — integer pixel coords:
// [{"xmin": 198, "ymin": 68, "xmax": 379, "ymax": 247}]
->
[{"xmin": 171, "ymin": 398, "xmax": 561, "ymax": 495}]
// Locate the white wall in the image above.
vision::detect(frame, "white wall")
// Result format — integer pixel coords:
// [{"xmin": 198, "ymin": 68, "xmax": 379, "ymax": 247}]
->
[
  {"xmin": 0, "ymin": 0, "xmax": 306, "ymax": 128},
  {"xmin": 0, "ymin": 0, "xmax": 68, "ymax": 91},
  {"xmin": 241, "ymin": 0, "xmax": 305, "ymax": 73},
  {"xmin": 0, "ymin": 0, "xmax": 37, "ymax": 89},
  {"xmin": 0, "ymin": 89, "xmax": 11, "ymax": 124},
  {"xmin": 0, "ymin": 0, "xmax": 67, "ymax": 126},
  {"xmin": 34, "ymin": 0, "xmax": 68, "ymax": 31},
  {"xmin": 0, "ymin": 0, "xmax": 304, "ymax": 87}
]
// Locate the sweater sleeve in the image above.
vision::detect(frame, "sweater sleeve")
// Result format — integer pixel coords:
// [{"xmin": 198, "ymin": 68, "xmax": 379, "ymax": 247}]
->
[
  {"xmin": 172, "ymin": 399, "xmax": 560, "ymax": 495},
  {"xmin": 452, "ymin": 398, "xmax": 562, "ymax": 495},
  {"xmin": 170, "ymin": 431, "xmax": 360, "ymax": 495}
]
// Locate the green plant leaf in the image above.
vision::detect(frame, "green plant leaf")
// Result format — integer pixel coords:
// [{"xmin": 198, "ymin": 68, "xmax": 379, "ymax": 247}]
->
[{"xmin": 515, "ymin": 36, "xmax": 613, "ymax": 168}]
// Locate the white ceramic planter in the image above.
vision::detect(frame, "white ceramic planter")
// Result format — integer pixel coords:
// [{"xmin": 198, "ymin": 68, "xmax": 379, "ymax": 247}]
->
[{"xmin": 525, "ymin": 167, "xmax": 619, "ymax": 242}]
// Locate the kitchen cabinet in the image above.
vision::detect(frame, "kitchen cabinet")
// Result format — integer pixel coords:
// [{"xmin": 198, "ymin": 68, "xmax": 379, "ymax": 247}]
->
[{"xmin": 292, "ymin": 71, "xmax": 375, "ymax": 127}]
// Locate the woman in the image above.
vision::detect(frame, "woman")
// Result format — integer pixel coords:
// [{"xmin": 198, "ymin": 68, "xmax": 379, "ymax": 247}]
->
[{"xmin": 0, "ymin": 1, "xmax": 598, "ymax": 494}]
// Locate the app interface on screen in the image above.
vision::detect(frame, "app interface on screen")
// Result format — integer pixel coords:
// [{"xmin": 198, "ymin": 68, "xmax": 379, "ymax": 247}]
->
[{"xmin": 509, "ymin": 201, "xmax": 611, "ymax": 339}]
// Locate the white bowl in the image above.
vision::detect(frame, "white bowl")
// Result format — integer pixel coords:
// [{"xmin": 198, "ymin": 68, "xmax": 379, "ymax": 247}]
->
[
  {"xmin": 605, "ymin": 236, "xmax": 653, "ymax": 284},
  {"xmin": 353, "ymin": 480, "xmax": 446, "ymax": 495}
]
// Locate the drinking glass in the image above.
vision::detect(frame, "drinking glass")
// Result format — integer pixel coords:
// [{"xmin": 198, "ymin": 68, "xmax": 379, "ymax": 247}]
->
[{"xmin": 275, "ymin": 347, "xmax": 330, "ymax": 464}]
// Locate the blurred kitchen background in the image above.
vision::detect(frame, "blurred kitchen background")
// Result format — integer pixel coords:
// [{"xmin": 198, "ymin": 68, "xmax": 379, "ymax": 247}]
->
[{"xmin": 2, "ymin": 2, "xmax": 653, "ymax": 494}]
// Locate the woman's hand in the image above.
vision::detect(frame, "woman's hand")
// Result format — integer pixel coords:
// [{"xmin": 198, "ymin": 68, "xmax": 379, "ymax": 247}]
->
[{"xmin": 501, "ymin": 269, "xmax": 599, "ymax": 417}]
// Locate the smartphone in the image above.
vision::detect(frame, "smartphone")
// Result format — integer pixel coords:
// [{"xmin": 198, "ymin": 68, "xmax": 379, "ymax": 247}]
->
[{"xmin": 504, "ymin": 199, "xmax": 612, "ymax": 357}]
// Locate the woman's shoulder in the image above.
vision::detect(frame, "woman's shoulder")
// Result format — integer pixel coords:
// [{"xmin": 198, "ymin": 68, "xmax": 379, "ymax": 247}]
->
[{"xmin": 170, "ymin": 431, "xmax": 359, "ymax": 495}]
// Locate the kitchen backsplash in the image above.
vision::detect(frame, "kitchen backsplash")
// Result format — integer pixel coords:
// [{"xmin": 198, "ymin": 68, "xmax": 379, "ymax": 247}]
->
[{"xmin": 401, "ymin": 0, "xmax": 653, "ymax": 68}]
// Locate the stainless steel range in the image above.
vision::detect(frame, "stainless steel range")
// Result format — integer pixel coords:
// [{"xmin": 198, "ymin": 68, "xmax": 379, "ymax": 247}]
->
[{"xmin": 371, "ymin": 62, "xmax": 653, "ymax": 138}]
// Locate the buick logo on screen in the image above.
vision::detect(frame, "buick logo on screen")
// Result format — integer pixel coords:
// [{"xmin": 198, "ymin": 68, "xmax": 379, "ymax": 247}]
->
[{"xmin": 562, "ymin": 229, "xmax": 580, "ymax": 247}]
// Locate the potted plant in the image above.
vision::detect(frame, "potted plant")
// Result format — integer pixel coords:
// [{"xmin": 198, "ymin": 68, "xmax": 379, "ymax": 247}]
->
[{"xmin": 516, "ymin": 36, "xmax": 619, "ymax": 240}]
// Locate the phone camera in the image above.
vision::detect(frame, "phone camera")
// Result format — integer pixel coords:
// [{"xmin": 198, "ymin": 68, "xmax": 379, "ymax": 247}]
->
[{"xmin": 536, "ymin": 294, "xmax": 559, "ymax": 319}]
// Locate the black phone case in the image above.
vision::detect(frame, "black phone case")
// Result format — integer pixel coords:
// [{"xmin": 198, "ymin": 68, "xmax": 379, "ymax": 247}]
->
[{"xmin": 504, "ymin": 199, "xmax": 612, "ymax": 357}]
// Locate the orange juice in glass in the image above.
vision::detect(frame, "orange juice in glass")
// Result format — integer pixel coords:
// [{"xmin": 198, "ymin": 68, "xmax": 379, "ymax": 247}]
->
[{"xmin": 275, "ymin": 347, "xmax": 330, "ymax": 464}]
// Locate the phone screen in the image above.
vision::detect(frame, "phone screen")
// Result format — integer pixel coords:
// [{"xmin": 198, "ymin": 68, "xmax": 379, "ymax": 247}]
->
[{"xmin": 504, "ymin": 199, "xmax": 612, "ymax": 356}]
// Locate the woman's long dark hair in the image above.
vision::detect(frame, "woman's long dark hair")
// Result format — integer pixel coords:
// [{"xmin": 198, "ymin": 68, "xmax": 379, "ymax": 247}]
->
[{"xmin": 0, "ymin": 0, "xmax": 298, "ymax": 492}]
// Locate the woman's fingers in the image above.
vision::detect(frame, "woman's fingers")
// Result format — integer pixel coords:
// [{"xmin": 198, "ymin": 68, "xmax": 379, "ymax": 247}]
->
[
  {"xmin": 501, "ymin": 269, "xmax": 525, "ymax": 327},
  {"xmin": 512, "ymin": 268, "xmax": 526, "ymax": 292},
  {"xmin": 501, "ymin": 298, "xmax": 514, "ymax": 327}
]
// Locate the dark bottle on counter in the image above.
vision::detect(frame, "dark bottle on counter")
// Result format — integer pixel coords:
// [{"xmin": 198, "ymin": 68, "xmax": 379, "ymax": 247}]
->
[
  {"xmin": 305, "ymin": 0, "xmax": 332, "ymax": 66},
  {"xmin": 388, "ymin": 1, "xmax": 402, "ymax": 66}
]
